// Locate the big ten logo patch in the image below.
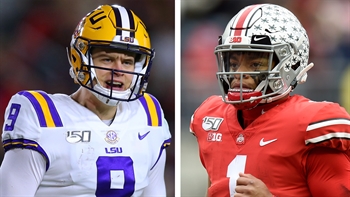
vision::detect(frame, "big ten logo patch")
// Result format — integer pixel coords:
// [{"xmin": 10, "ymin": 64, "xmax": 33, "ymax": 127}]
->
[
  {"xmin": 207, "ymin": 132, "xmax": 222, "ymax": 142},
  {"xmin": 202, "ymin": 116, "xmax": 224, "ymax": 142}
]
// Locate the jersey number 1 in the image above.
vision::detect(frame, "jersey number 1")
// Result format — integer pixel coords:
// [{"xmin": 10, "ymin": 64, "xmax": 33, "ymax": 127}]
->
[{"xmin": 227, "ymin": 155, "xmax": 247, "ymax": 196}]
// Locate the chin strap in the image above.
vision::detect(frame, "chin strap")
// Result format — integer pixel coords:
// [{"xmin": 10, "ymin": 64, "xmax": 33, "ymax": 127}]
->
[{"xmin": 260, "ymin": 86, "xmax": 292, "ymax": 104}]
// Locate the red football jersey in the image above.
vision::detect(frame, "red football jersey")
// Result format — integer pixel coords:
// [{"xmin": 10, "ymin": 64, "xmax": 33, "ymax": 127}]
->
[{"xmin": 190, "ymin": 95, "xmax": 350, "ymax": 197}]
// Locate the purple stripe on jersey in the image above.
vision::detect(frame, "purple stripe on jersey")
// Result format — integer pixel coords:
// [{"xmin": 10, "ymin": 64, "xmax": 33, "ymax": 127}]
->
[
  {"xmin": 150, "ymin": 138, "xmax": 171, "ymax": 170},
  {"xmin": 3, "ymin": 138, "xmax": 50, "ymax": 171},
  {"xmin": 19, "ymin": 91, "xmax": 47, "ymax": 127},
  {"xmin": 38, "ymin": 91, "xmax": 63, "ymax": 127},
  {"xmin": 149, "ymin": 94, "xmax": 162, "ymax": 126},
  {"xmin": 139, "ymin": 96, "xmax": 152, "ymax": 126}
]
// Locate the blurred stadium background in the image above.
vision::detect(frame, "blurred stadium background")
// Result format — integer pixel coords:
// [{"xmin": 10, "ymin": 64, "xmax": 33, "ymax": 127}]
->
[
  {"xmin": 181, "ymin": 0, "xmax": 349, "ymax": 196},
  {"xmin": 0, "ymin": 0, "xmax": 175, "ymax": 196}
]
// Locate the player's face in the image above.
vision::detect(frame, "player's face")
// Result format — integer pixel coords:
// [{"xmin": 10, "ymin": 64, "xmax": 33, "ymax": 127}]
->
[
  {"xmin": 92, "ymin": 48, "xmax": 136, "ymax": 91},
  {"xmin": 227, "ymin": 51, "xmax": 273, "ymax": 90}
]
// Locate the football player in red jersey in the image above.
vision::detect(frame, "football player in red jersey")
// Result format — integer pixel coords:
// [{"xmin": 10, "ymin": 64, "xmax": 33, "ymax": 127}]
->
[{"xmin": 189, "ymin": 3, "xmax": 350, "ymax": 197}]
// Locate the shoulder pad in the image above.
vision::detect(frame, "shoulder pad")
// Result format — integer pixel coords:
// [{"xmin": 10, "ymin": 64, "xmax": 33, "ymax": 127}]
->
[{"xmin": 17, "ymin": 90, "xmax": 63, "ymax": 127}]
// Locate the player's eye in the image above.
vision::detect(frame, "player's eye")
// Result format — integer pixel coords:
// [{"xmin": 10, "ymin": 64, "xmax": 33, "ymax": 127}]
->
[
  {"xmin": 102, "ymin": 58, "xmax": 112, "ymax": 63},
  {"xmin": 123, "ymin": 60, "xmax": 134, "ymax": 66},
  {"xmin": 252, "ymin": 63, "xmax": 262, "ymax": 68},
  {"xmin": 229, "ymin": 63, "xmax": 239, "ymax": 72}
]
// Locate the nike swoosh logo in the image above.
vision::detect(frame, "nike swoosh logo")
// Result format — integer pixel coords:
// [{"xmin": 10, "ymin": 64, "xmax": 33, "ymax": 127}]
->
[
  {"xmin": 138, "ymin": 131, "xmax": 150, "ymax": 140},
  {"xmin": 259, "ymin": 138, "xmax": 277, "ymax": 146},
  {"xmin": 253, "ymin": 37, "xmax": 265, "ymax": 41}
]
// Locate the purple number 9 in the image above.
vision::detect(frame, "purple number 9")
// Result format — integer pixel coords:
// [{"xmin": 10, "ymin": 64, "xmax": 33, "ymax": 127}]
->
[
  {"xmin": 96, "ymin": 156, "xmax": 135, "ymax": 197},
  {"xmin": 5, "ymin": 103, "xmax": 21, "ymax": 131}
]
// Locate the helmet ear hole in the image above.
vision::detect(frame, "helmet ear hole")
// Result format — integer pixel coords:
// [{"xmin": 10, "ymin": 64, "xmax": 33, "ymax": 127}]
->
[
  {"xmin": 291, "ymin": 62, "xmax": 301, "ymax": 71},
  {"xmin": 290, "ymin": 62, "xmax": 301, "ymax": 89}
]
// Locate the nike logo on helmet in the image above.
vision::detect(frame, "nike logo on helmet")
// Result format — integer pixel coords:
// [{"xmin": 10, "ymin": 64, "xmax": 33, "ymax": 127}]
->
[
  {"xmin": 138, "ymin": 131, "xmax": 150, "ymax": 140},
  {"xmin": 253, "ymin": 36, "xmax": 266, "ymax": 41},
  {"xmin": 251, "ymin": 35, "xmax": 271, "ymax": 45},
  {"xmin": 259, "ymin": 138, "xmax": 277, "ymax": 146}
]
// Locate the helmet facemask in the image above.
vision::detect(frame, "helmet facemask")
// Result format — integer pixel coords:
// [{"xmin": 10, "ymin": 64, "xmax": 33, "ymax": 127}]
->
[
  {"xmin": 216, "ymin": 44, "xmax": 288, "ymax": 109},
  {"xmin": 69, "ymin": 37, "xmax": 154, "ymax": 106}
]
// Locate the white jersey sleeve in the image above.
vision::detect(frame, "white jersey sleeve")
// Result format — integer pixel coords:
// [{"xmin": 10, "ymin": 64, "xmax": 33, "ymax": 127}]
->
[
  {"xmin": 2, "ymin": 90, "xmax": 62, "ymax": 169},
  {"xmin": 0, "ymin": 149, "xmax": 46, "ymax": 196}
]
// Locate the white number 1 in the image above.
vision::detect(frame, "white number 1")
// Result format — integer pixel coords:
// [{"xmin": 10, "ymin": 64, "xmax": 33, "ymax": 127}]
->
[{"xmin": 227, "ymin": 155, "xmax": 247, "ymax": 196}]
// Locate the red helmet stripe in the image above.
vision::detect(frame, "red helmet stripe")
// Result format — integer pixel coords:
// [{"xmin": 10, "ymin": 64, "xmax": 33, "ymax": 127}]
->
[{"xmin": 234, "ymin": 5, "xmax": 260, "ymax": 36}]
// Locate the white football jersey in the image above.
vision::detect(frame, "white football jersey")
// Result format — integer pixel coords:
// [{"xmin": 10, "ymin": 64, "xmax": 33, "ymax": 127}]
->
[{"xmin": 2, "ymin": 90, "xmax": 171, "ymax": 197}]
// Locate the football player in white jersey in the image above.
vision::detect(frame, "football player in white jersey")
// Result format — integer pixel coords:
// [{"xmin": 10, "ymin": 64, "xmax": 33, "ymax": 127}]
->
[{"xmin": 0, "ymin": 4, "xmax": 171, "ymax": 197}]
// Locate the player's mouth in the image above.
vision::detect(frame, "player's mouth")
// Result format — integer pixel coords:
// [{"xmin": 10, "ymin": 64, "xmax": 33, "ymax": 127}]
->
[
  {"xmin": 229, "ymin": 84, "xmax": 254, "ymax": 93},
  {"xmin": 229, "ymin": 88, "xmax": 254, "ymax": 93},
  {"xmin": 105, "ymin": 80, "xmax": 124, "ymax": 91}
]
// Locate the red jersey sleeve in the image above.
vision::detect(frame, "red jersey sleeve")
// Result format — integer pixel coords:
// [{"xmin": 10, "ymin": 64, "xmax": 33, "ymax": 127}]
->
[
  {"xmin": 304, "ymin": 101, "xmax": 350, "ymax": 153},
  {"xmin": 306, "ymin": 147, "xmax": 350, "ymax": 196},
  {"xmin": 207, "ymin": 177, "xmax": 230, "ymax": 197}
]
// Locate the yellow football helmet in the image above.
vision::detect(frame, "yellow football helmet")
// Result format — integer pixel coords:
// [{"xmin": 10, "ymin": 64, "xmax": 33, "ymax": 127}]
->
[{"xmin": 67, "ymin": 4, "xmax": 154, "ymax": 105}]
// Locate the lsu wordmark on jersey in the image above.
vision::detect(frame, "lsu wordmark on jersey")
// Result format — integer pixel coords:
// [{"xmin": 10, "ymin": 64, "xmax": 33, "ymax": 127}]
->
[{"xmin": 2, "ymin": 90, "xmax": 171, "ymax": 197}]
